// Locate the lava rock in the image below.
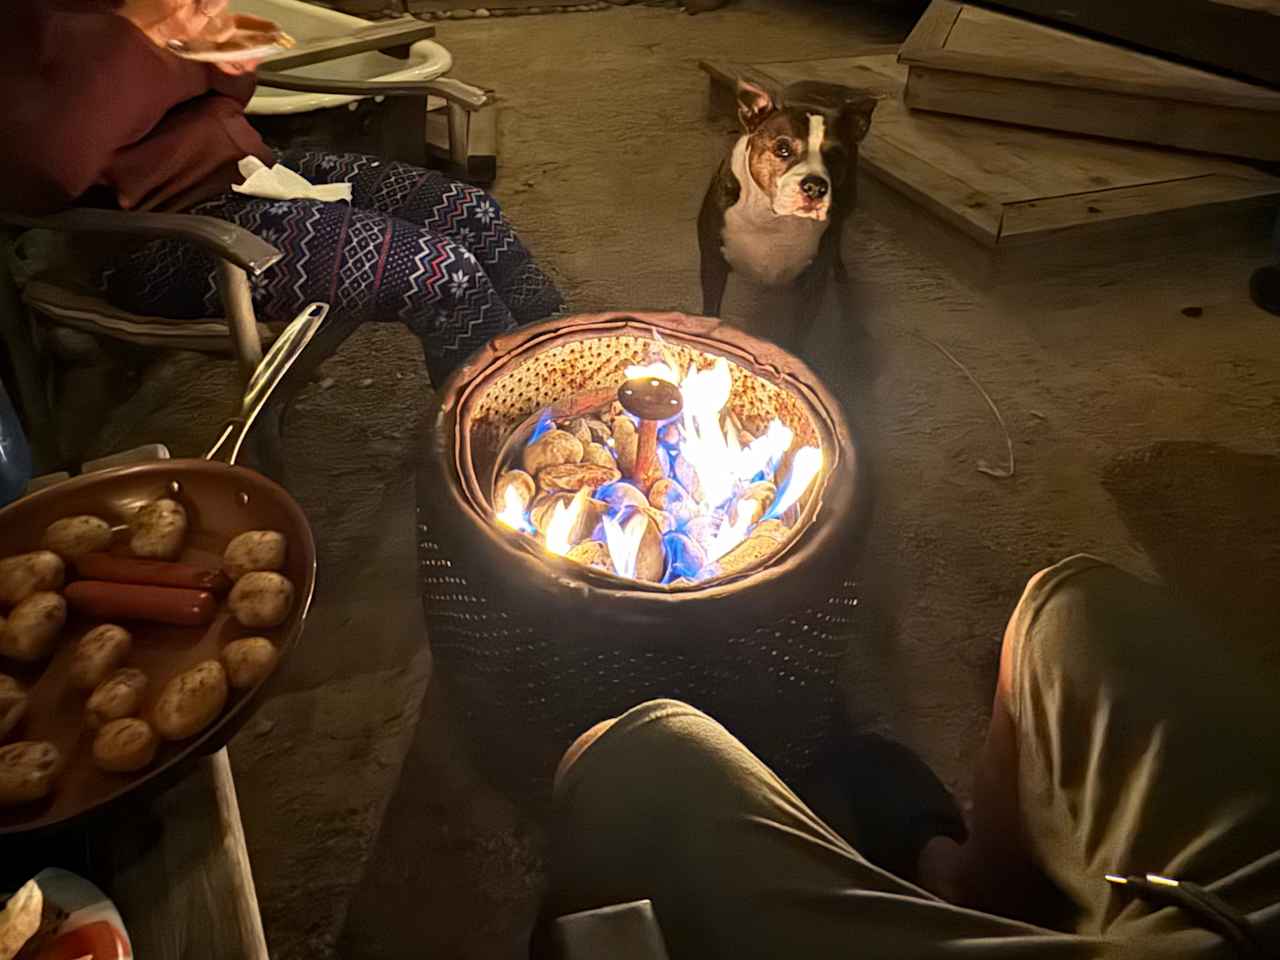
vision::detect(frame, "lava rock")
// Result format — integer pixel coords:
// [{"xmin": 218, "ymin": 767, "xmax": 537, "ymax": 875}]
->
[
  {"xmin": 538, "ymin": 462, "xmax": 621, "ymax": 493},
  {"xmin": 567, "ymin": 418, "xmax": 594, "ymax": 447},
  {"xmin": 583, "ymin": 441, "xmax": 616, "ymax": 468},
  {"xmin": 566, "ymin": 539, "xmax": 613, "ymax": 572},
  {"xmin": 649, "ymin": 477, "xmax": 688, "ymax": 511},
  {"xmin": 522, "ymin": 429, "xmax": 584, "ymax": 475},
  {"xmin": 611, "ymin": 417, "xmax": 639, "ymax": 475},
  {"xmin": 715, "ymin": 534, "xmax": 782, "ymax": 576},
  {"xmin": 597, "ymin": 482, "xmax": 648, "ymax": 511}
]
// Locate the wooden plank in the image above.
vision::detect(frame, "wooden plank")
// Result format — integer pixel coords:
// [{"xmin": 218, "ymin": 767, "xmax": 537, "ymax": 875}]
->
[
  {"xmin": 905, "ymin": 66, "xmax": 1280, "ymax": 162},
  {"xmin": 721, "ymin": 55, "xmax": 1264, "ymax": 196},
  {"xmin": 998, "ymin": 173, "xmax": 1280, "ymax": 241},
  {"xmin": 1211, "ymin": 0, "xmax": 1280, "ymax": 11},
  {"xmin": 858, "ymin": 134, "xmax": 1003, "ymax": 244},
  {"xmin": 897, "ymin": 0, "xmax": 962, "ymax": 60},
  {"xmin": 921, "ymin": 5, "xmax": 1280, "ymax": 111},
  {"xmin": 815, "ymin": 58, "xmax": 1262, "ymax": 203},
  {"xmin": 857, "ymin": 170, "xmax": 997, "ymax": 283},
  {"xmin": 92, "ymin": 750, "xmax": 270, "ymax": 960},
  {"xmin": 980, "ymin": 0, "xmax": 1280, "ymax": 88}
]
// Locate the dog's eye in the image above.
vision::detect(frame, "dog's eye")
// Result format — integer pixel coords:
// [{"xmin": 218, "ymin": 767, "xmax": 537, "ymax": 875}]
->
[{"xmin": 773, "ymin": 140, "xmax": 793, "ymax": 160}]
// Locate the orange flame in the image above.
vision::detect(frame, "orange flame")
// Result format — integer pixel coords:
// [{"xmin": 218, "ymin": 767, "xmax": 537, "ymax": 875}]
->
[
  {"xmin": 706, "ymin": 497, "xmax": 760, "ymax": 562},
  {"xmin": 602, "ymin": 510, "xmax": 649, "ymax": 579},
  {"xmin": 496, "ymin": 485, "xmax": 533, "ymax": 534},
  {"xmin": 766, "ymin": 446, "xmax": 823, "ymax": 519},
  {"xmin": 545, "ymin": 487, "xmax": 591, "ymax": 556}
]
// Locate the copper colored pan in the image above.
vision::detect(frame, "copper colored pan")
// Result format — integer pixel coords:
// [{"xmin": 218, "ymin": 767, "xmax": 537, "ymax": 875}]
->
[{"xmin": 0, "ymin": 305, "xmax": 326, "ymax": 835}]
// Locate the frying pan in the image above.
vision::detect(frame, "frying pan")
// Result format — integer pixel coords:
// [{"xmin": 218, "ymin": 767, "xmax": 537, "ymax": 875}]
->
[{"xmin": 0, "ymin": 304, "xmax": 326, "ymax": 835}]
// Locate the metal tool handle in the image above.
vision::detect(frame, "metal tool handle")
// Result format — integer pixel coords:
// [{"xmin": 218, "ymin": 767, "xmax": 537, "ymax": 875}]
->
[{"xmin": 206, "ymin": 303, "xmax": 328, "ymax": 466}]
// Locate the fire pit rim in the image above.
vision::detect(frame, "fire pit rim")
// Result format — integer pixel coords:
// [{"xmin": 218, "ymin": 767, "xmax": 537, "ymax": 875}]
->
[{"xmin": 432, "ymin": 311, "xmax": 863, "ymax": 608}]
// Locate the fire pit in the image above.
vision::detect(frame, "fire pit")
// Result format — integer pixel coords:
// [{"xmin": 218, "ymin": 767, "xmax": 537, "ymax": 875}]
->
[{"xmin": 418, "ymin": 312, "xmax": 865, "ymax": 800}]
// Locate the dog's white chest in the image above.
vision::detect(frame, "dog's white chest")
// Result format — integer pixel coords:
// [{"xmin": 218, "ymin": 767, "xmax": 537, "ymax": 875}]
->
[{"xmin": 720, "ymin": 138, "xmax": 826, "ymax": 287}]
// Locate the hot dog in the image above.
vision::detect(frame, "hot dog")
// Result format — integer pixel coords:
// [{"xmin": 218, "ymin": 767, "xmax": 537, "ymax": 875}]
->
[
  {"xmin": 65, "ymin": 581, "xmax": 217, "ymax": 627},
  {"xmin": 74, "ymin": 554, "xmax": 230, "ymax": 593}
]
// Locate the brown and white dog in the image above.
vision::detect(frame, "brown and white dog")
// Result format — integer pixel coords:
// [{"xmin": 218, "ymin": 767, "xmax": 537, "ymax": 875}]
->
[{"xmin": 698, "ymin": 78, "xmax": 877, "ymax": 347}]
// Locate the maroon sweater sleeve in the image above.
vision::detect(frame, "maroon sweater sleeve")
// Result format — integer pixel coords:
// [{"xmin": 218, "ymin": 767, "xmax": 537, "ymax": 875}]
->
[{"xmin": 0, "ymin": 2, "xmax": 272, "ymax": 215}]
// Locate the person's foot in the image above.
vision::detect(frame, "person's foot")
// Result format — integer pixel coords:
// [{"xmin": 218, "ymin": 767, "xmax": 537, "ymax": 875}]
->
[
  {"xmin": 795, "ymin": 733, "xmax": 967, "ymax": 885},
  {"xmin": 1252, "ymin": 264, "xmax": 1280, "ymax": 316}
]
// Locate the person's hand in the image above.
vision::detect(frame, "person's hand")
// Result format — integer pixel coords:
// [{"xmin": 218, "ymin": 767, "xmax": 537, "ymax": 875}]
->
[
  {"xmin": 120, "ymin": 0, "xmax": 232, "ymax": 45},
  {"xmin": 209, "ymin": 12, "xmax": 279, "ymax": 71},
  {"xmin": 214, "ymin": 58, "xmax": 261, "ymax": 76},
  {"xmin": 190, "ymin": 0, "xmax": 233, "ymax": 38}
]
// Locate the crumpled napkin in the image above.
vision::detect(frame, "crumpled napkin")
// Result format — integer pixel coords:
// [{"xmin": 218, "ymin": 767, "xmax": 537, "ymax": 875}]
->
[
  {"xmin": 0, "ymin": 880, "xmax": 42, "ymax": 960},
  {"xmin": 232, "ymin": 156, "xmax": 352, "ymax": 203}
]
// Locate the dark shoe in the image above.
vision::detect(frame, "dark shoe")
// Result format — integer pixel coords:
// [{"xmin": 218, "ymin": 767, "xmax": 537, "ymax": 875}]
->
[
  {"xmin": 1251, "ymin": 264, "xmax": 1280, "ymax": 316},
  {"xmin": 795, "ymin": 733, "xmax": 967, "ymax": 884}
]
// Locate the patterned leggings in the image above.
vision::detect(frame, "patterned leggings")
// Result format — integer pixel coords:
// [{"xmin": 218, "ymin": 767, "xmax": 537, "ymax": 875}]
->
[{"xmin": 105, "ymin": 150, "xmax": 562, "ymax": 384}]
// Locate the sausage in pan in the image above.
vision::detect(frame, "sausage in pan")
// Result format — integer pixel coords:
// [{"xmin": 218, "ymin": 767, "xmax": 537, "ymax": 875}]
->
[
  {"xmin": 74, "ymin": 553, "xmax": 229, "ymax": 593},
  {"xmin": 65, "ymin": 581, "xmax": 217, "ymax": 627}
]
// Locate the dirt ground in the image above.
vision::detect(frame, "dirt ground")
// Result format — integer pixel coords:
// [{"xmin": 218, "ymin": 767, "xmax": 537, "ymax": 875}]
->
[{"xmin": 72, "ymin": 1, "xmax": 1280, "ymax": 957}]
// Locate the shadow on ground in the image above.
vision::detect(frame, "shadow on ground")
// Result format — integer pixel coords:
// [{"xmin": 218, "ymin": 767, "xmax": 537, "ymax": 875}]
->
[{"xmin": 1103, "ymin": 441, "xmax": 1280, "ymax": 659}]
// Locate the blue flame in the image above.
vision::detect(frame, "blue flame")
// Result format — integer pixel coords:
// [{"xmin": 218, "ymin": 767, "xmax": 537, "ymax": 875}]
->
[
  {"xmin": 528, "ymin": 408, "xmax": 556, "ymax": 444},
  {"xmin": 760, "ymin": 447, "xmax": 821, "ymax": 522},
  {"xmin": 662, "ymin": 531, "xmax": 702, "ymax": 583},
  {"xmin": 595, "ymin": 482, "xmax": 643, "ymax": 514}
]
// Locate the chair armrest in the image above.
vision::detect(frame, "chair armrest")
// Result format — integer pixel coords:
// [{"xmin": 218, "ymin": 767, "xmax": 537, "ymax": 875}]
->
[
  {"xmin": 255, "ymin": 72, "xmax": 492, "ymax": 111},
  {"xmin": 0, "ymin": 209, "xmax": 282, "ymax": 275},
  {"xmin": 261, "ymin": 19, "xmax": 435, "ymax": 71}
]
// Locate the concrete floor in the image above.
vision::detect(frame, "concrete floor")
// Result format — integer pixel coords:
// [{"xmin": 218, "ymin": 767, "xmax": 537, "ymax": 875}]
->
[{"xmin": 74, "ymin": 1, "xmax": 1280, "ymax": 957}]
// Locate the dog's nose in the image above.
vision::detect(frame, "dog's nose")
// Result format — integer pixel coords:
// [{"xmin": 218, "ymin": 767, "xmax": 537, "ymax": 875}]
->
[{"xmin": 801, "ymin": 175, "xmax": 829, "ymax": 200}]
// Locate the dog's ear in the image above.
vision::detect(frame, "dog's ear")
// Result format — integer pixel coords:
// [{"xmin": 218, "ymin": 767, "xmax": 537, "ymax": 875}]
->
[
  {"xmin": 736, "ymin": 78, "xmax": 777, "ymax": 133},
  {"xmin": 838, "ymin": 95, "xmax": 879, "ymax": 145}
]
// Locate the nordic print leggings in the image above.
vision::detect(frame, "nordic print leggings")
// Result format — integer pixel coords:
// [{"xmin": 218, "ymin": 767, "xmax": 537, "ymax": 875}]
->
[{"xmin": 104, "ymin": 149, "xmax": 562, "ymax": 384}]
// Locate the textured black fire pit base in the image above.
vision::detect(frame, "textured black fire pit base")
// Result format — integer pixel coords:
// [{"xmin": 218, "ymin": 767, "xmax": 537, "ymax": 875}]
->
[{"xmin": 417, "ymin": 312, "xmax": 866, "ymax": 804}]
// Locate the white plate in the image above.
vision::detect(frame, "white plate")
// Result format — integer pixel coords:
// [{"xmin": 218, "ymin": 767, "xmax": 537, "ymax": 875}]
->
[
  {"xmin": 169, "ymin": 40, "xmax": 289, "ymax": 62},
  {"xmin": 168, "ymin": 28, "xmax": 293, "ymax": 63}
]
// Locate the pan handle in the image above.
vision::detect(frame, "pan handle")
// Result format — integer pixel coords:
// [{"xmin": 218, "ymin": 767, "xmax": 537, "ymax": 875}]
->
[{"xmin": 206, "ymin": 303, "xmax": 329, "ymax": 465}]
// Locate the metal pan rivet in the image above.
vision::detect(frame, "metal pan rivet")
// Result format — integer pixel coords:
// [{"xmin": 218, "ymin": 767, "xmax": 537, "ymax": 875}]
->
[
  {"xmin": 237, "ymin": 491, "xmax": 250, "ymax": 506},
  {"xmin": 168, "ymin": 480, "xmax": 182, "ymax": 496}
]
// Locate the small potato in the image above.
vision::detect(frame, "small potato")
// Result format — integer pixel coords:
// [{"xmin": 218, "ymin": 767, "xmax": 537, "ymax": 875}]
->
[
  {"xmin": 222, "ymin": 530, "xmax": 287, "ymax": 582},
  {"xmin": 228, "ymin": 572, "xmax": 295, "ymax": 629},
  {"xmin": 93, "ymin": 718, "xmax": 158, "ymax": 773},
  {"xmin": 153, "ymin": 660, "xmax": 228, "ymax": 741},
  {"xmin": 0, "ymin": 592, "xmax": 67, "ymax": 663},
  {"xmin": 69, "ymin": 624, "xmax": 133, "ymax": 691},
  {"xmin": 43, "ymin": 515, "xmax": 113, "ymax": 559},
  {"xmin": 221, "ymin": 636, "xmax": 279, "ymax": 689},
  {"xmin": 0, "ymin": 551, "xmax": 65, "ymax": 606},
  {"xmin": 0, "ymin": 674, "xmax": 27, "ymax": 742},
  {"xmin": 0, "ymin": 741, "xmax": 61, "ymax": 807},
  {"xmin": 129, "ymin": 498, "xmax": 188, "ymax": 560},
  {"xmin": 86, "ymin": 668, "xmax": 149, "ymax": 730}
]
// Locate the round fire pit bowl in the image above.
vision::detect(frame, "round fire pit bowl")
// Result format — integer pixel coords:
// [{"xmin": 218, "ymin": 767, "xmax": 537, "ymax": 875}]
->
[{"xmin": 418, "ymin": 312, "xmax": 865, "ymax": 802}]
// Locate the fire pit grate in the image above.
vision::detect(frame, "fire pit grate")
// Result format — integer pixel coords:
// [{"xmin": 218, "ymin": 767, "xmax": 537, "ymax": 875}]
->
[
  {"xmin": 418, "ymin": 313, "xmax": 866, "ymax": 801},
  {"xmin": 483, "ymin": 333, "xmax": 828, "ymax": 587}
]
